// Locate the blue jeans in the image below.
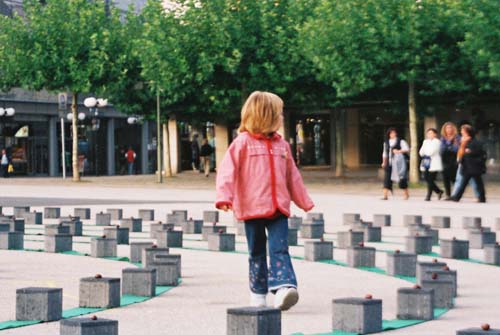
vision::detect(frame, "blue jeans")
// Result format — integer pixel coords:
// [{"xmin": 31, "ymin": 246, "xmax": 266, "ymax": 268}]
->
[
  {"xmin": 128, "ymin": 162, "xmax": 134, "ymax": 175},
  {"xmin": 244, "ymin": 215, "xmax": 297, "ymax": 294},
  {"xmin": 452, "ymin": 165, "xmax": 479, "ymax": 198}
]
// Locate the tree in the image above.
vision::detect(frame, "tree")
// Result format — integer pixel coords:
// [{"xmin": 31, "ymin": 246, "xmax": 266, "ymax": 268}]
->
[
  {"xmin": 300, "ymin": 0, "xmax": 471, "ymax": 182},
  {"xmin": 459, "ymin": 0, "xmax": 500, "ymax": 92},
  {"xmin": 0, "ymin": 0, "xmax": 127, "ymax": 181}
]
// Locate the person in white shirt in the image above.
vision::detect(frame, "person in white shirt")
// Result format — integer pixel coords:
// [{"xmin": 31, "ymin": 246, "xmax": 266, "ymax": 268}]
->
[
  {"xmin": 1, "ymin": 149, "xmax": 9, "ymax": 178},
  {"xmin": 419, "ymin": 128, "xmax": 444, "ymax": 201},
  {"xmin": 381, "ymin": 128, "xmax": 410, "ymax": 200}
]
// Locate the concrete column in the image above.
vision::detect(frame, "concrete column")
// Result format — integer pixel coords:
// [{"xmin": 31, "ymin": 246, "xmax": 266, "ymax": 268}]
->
[
  {"xmin": 141, "ymin": 121, "xmax": 149, "ymax": 174},
  {"xmin": 48, "ymin": 116, "xmax": 59, "ymax": 177},
  {"xmin": 167, "ymin": 117, "xmax": 179, "ymax": 174},
  {"xmin": 329, "ymin": 110, "xmax": 336, "ymax": 170},
  {"xmin": 106, "ymin": 118, "xmax": 115, "ymax": 176},
  {"xmin": 345, "ymin": 109, "xmax": 360, "ymax": 169},
  {"xmin": 215, "ymin": 124, "xmax": 229, "ymax": 171}
]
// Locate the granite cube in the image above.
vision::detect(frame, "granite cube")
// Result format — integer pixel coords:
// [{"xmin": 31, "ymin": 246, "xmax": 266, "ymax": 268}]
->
[
  {"xmin": 149, "ymin": 258, "xmax": 179, "ymax": 286},
  {"xmin": 386, "ymin": 251, "xmax": 417, "ymax": 277},
  {"xmin": 337, "ymin": 231, "xmax": 364, "ymax": 249},
  {"xmin": 0, "ymin": 231, "xmax": 24, "ymax": 250},
  {"xmin": 462, "ymin": 217, "xmax": 482, "ymax": 229},
  {"xmin": 120, "ymin": 217, "xmax": 142, "ymax": 232},
  {"xmin": 90, "ymin": 237, "xmax": 117, "ymax": 258},
  {"xmin": 79, "ymin": 277, "xmax": 120, "ymax": 308},
  {"xmin": 44, "ymin": 207, "xmax": 61, "ymax": 219},
  {"xmin": 421, "ymin": 278, "xmax": 454, "ymax": 308},
  {"xmin": 403, "ymin": 215, "xmax": 423, "ymax": 226},
  {"xmin": 203, "ymin": 211, "xmax": 219, "ymax": 223},
  {"xmin": 227, "ymin": 307, "xmax": 281, "ymax": 335},
  {"xmin": 288, "ymin": 216, "xmax": 302, "ymax": 229},
  {"xmin": 181, "ymin": 219, "xmax": 203, "ymax": 234},
  {"xmin": 440, "ymin": 239, "xmax": 469, "ymax": 259},
  {"xmin": 416, "ymin": 261, "xmax": 448, "ymax": 284},
  {"xmin": 288, "ymin": 228, "xmax": 298, "ymax": 246},
  {"xmin": 457, "ymin": 327, "xmax": 500, "ymax": 335},
  {"xmin": 13, "ymin": 206, "xmax": 30, "ymax": 218},
  {"xmin": 61, "ymin": 220, "xmax": 83, "ymax": 236},
  {"xmin": 106, "ymin": 208, "xmax": 123, "ymax": 220},
  {"xmin": 424, "ymin": 269, "xmax": 457, "ymax": 297},
  {"xmin": 21, "ymin": 211, "xmax": 43, "ymax": 225},
  {"xmin": 45, "ymin": 224, "xmax": 70, "ymax": 236},
  {"xmin": 300, "ymin": 220, "xmax": 324, "ymax": 239},
  {"xmin": 332, "ymin": 298, "xmax": 382, "ymax": 334},
  {"xmin": 202, "ymin": 225, "xmax": 227, "ymax": 240},
  {"xmin": 45, "ymin": 234, "xmax": 72, "ymax": 253},
  {"xmin": 304, "ymin": 241, "xmax": 333, "ymax": 261},
  {"xmin": 347, "ymin": 246, "xmax": 376, "ymax": 268},
  {"xmin": 307, "ymin": 213, "xmax": 324, "ymax": 221},
  {"xmin": 469, "ymin": 231, "xmax": 497, "ymax": 249},
  {"xmin": 155, "ymin": 254, "xmax": 182, "ymax": 277},
  {"xmin": 60, "ymin": 317, "xmax": 118, "ymax": 335},
  {"xmin": 157, "ymin": 230, "xmax": 183, "ymax": 248},
  {"xmin": 373, "ymin": 214, "xmax": 391, "ymax": 227},
  {"xmin": 103, "ymin": 227, "xmax": 129, "ymax": 245},
  {"xmin": 129, "ymin": 242, "xmax": 154, "ymax": 263},
  {"xmin": 74, "ymin": 208, "xmax": 91, "ymax": 220},
  {"xmin": 405, "ymin": 235, "xmax": 433, "ymax": 254},
  {"xmin": 397, "ymin": 287, "xmax": 434, "ymax": 320},
  {"xmin": 96, "ymin": 212, "xmax": 112, "ymax": 226},
  {"xmin": 141, "ymin": 247, "xmax": 170, "ymax": 267},
  {"xmin": 16, "ymin": 287, "xmax": 62, "ymax": 321},
  {"xmin": 122, "ymin": 268, "xmax": 156, "ymax": 297},
  {"xmin": 208, "ymin": 233, "xmax": 236, "ymax": 251},
  {"xmin": 138, "ymin": 209, "xmax": 155, "ymax": 221},
  {"xmin": 343, "ymin": 213, "xmax": 361, "ymax": 225},
  {"xmin": 432, "ymin": 216, "xmax": 451, "ymax": 229},
  {"xmin": 484, "ymin": 244, "xmax": 500, "ymax": 265}
]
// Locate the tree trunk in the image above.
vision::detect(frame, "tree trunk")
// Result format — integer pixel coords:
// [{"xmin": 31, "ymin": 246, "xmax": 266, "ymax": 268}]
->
[
  {"xmin": 408, "ymin": 80, "xmax": 419, "ymax": 184},
  {"xmin": 71, "ymin": 93, "xmax": 80, "ymax": 182},
  {"xmin": 335, "ymin": 109, "xmax": 345, "ymax": 177},
  {"xmin": 156, "ymin": 89, "xmax": 163, "ymax": 183},
  {"xmin": 163, "ymin": 122, "xmax": 172, "ymax": 177}
]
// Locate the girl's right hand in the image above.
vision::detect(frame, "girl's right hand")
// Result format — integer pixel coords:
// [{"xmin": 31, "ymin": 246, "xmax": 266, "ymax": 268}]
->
[{"xmin": 221, "ymin": 205, "xmax": 232, "ymax": 212}]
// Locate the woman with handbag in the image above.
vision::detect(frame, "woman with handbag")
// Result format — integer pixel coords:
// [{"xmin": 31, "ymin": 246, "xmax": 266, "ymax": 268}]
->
[
  {"xmin": 419, "ymin": 128, "xmax": 444, "ymax": 201},
  {"xmin": 381, "ymin": 128, "xmax": 410, "ymax": 200}
]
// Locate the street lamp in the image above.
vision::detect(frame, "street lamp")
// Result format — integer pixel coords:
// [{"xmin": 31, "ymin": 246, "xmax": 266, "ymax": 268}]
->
[
  {"xmin": 0, "ymin": 107, "xmax": 16, "ymax": 142},
  {"xmin": 127, "ymin": 116, "xmax": 141, "ymax": 125}
]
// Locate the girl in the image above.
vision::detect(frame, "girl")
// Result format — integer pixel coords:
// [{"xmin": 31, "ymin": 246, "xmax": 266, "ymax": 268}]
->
[
  {"xmin": 440, "ymin": 122, "xmax": 460, "ymax": 199},
  {"xmin": 215, "ymin": 91, "xmax": 314, "ymax": 311},
  {"xmin": 381, "ymin": 128, "xmax": 410, "ymax": 200},
  {"xmin": 419, "ymin": 128, "xmax": 444, "ymax": 201}
]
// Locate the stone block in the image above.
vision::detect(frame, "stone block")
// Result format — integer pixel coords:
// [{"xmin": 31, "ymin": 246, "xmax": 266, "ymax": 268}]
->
[
  {"xmin": 13, "ymin": 206, "xmax": 30, "ymax": 218},
  {"xmin": 106, "ymin": 208, "xmax": 123, "ymax": 220},
  {"xmin": 0, "ymin": 231, "xmax": 24, "ymax": 250},
  {"xmin": 157, "ymin": 230, "xmax": 183, "ymax": 248},
  {"xmin": 44, "ymin": 207, "xmax": 61, "ymax": 219},
  {"xmin": 16, "ymin": 287, "xmax": 62, "ymax": 321},
  {"xmin": 347, "ymin": 245, "xmax": 376, "ymax": 268},
  {"xmin": 149, "ymin": 223, "xmax": 174, "ymax": 238},
  {"xmin": 408, "ymin": 226, "xmax": 439, "ymax": 245},
  {"xmin": 61, "ymin": 220, "xmax": 83, "ymax": 236},
  {"xmin": 304, "ymin": 241, "xmax": 333, "ymax": 261},
  {"xmin": 90, "ymin": 237, "xmax": 117, "ymax": 258},
  {"xmin": 405, "ymin": 235, "xmax": 433, "ymax": 254},
  {"xmin": 307, "ymin": 212, "xmax": 324, "ymax": 221},
  {"xmin": 462, "ymin": 217, "xmax": 482, "ymax": 229},
  {"xmin": 359, "ymin": 226, "xmax": 381, "ymax": 242},
  {"xmin": 74, "ymin": 208, "xmax": 91, "ymax": 220},
  {"xmin": 416, "ymin": 260, "xmax": 448, "ymax": 284},
  {"xmin": 288, "ymin": 215, "xmax": 302, "ymax": 229},
  {"xmin": 129, "ymin": 242, "xmax": 154, "ymax": 263},
  {"xmin": 343, "ymin": 213, "xmax": 361, "ymax": 225},
  {"xmin": 496, "ymin": 218, "xmax": 500, "ymax": 231},
  {"xmin": 59, "ymin": 216, "xmax": 81, "ymax": 223},
  {"xmin": 138, "ymin": 209, "xmax": 155, "ymax": 221},
  {"xmin": 288, "ymin": 228, "xmax": 298, "ymax": 246},
  {"xmin": 120, "ymin": 217, "xmax": 142, "ymax": 232},
  {"xmin": 227, "ymin": 307, "xmax": 281, "ymax": 335},
  {"xmin": 386, "ymin": 251, "xmax": 417, "ymax": 277},
  {"xmin": 141, "ymin": 247, "xmax": 170, "ymax": 267},
  {"xmin": 337, "ymin": 231, "xmax": 364, "ymax": 249},
  {"xmin": 484, "ymin": 244, "xmax": 500, "ymax": 265},
  {"xmin": 181, "ymin": 219, "xmax": 203, "ymax": 234},
  {"xmin": 154, "ymin": 254, "xmax": 182, "ymax": 277},
  {"xmin": 45, "ymin": 224, "xmax": 71, "ymax": 236},
  {"xmin": 373, "ymin": 214, "xmax": 391, "ymax": 227},
  {"xmin": 79, "ymin": 277, "xmax": 120, "ymax": 308},
  {"xmin": 469, "ymin": 231, "xmax": 497, "ymax": 249},
  {"xmin": 21, "ymin": 211, "xmax": 43, "ymax": 225},
  {"xmin": 45, "ymin": 234, "xmax": 72, "ymax": 253},
  {"xmin": 166, "ymin": 213, "xmax": 185, "ymax": 226},
  {"xmin": 300, "ymin": 221, "xmax": 324, "ymax": 239},
  {"xmin": 403, "ymin": 215, "xmax": 423, "ymax": 226},
  {"xmin": 208, "ymin": 233, "xmax": 236, "ymax": 251},
  {"xmin": 424, "ymin": 269, "xmax": 457, "ymax": 297},
  {"xmin": 332, "ymin": 297, "xmax": 382, "ymax": 334},
  {"xmin": 203, "ymin": 211, "xmax": 219, "ymax": 223},
  {"xmin": 8, "ymin": 218, "xmax": 25, "ymax": 233},
  {"xmin": 431, "ymin": 216, "xmax": 451, "ymax": 229},
  {"xmin": 202, "ymin": 225, "xmax": 227, "ymax": 240},
  {"xmin": 440, "ymin": 239, "xmax": 469, "ymax": 259},
  {"xmin": 122, "ymin": 268, "xmax": 156, "ymax": 297},
  {"xmin": 60, "ymin": 317, "xmax": 118, "ymax": 335},
  {"xmin": 421, "ymin": 277, "xmax": 454, "ymax": 308},
  {"xmin": 96, "ymin": 212, "xmax": 112, "ymax": 226},
  {"xmin": 457, "ymin": 327, "xmax": 500, "ymax": 335},
  {"xmin": 0, "ymin": 223, "xmax": 9, "ymax": 232},
  {"xmin": 236, "ymin": 221, "xmax": 246, "ymax": 236},
  {"xmin": 397, "ymin": 287, "xmax": 434, "ymax": 320},
  {"xmin": 149, "ymin": 258, "xmax": 179, "ymax": 286},
  {"xmin": 103, "ymin": 227, "xmax": 129, "ymax": 245}
]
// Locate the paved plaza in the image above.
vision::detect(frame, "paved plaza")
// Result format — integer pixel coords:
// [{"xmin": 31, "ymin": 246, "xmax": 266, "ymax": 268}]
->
[{"xmin": 1, "ymin": 175, "xmax": 500, "ymax": 334}]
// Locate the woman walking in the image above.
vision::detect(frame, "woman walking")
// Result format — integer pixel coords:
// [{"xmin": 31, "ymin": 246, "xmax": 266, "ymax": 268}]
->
[
  {"xmin": 199, "ymin": 138, "xmax": 213, "ymax": 177},
  {"xmin": 450, "ymin": 125, "xmax": 487, "ymax": 203},
  {"xmin": 440, "ymin": 122, "xmax": 460, "ymax": 199},
  {"xmin": 381, "ymin": 128, "xmax": 410, "ymax": 200},
  {"xmin": 419, "ymin": 128, "xmax": 444, "ymax": 201}
]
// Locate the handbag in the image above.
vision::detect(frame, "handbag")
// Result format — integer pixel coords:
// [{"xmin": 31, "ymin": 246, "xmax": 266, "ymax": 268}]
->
[
  {"xmin": 420, "ymin": 156, "xmax": 431, "ymax": 170},
  {"xmin": 7, "ymin": 164, "xmax": 14, "ymax": 173}
]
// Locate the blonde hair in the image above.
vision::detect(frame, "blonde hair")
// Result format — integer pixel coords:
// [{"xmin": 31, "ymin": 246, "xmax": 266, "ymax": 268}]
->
[
  {"xmin": 238, "ymin": 91, "xmax": 283, "ymax": 135},
  {"xmin": 440, "ymin": 122, "xmax": 458, "ymax": 138}
]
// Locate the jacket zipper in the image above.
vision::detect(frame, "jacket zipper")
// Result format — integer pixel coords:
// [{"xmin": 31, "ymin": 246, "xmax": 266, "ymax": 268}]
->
[{"xmin": 266, "ymin": 139, "xmax": 279, "ymax": 211}]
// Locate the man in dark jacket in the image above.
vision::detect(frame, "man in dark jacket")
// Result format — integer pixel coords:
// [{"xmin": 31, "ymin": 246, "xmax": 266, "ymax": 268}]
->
[{"xmin": 451, "ymin": 125, "xmax": 486, "ymax": 203}]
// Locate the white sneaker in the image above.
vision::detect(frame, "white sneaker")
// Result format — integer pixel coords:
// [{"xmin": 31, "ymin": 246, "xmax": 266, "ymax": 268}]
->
[
  {"xmin": 274, "ymin": 287, "xmax": 299, "ymax": 311},
  {"xmin": 250, "ymin": 292, "xmax": 267, "ymax": 307}
]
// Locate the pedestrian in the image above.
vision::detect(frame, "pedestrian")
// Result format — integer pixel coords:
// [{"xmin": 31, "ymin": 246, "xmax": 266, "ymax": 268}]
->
[
  {"xmin": 450, "ymin": 125, "xmax": 487, "ymax": 202},
  {"xmin": 419, "ymin": 128, "xmax": 444, "ymax": 201},
  {"xmin": 125, "ymin": 147, "xmax": 136, "ymax": 175},
  {"xmin": 191, "ymin": 134, "xmax": 200, "ymax": 171},
  {"xmin": 1, "ymin": 149, "xmax": 10, "ymax": 178},
  {"xmin": 119, "ymin": 147, "xmax": 127, "ymax": 175},
  {"xmin": 440, "ymin": 122, "xmax": 460, "ymax": 199},
  {"xmin": 216, "ymin": 91, "xmax": 314, "ymax": 311},
  {"xmin": 200, "ymin": 138, "xmax": 214, "ymax": 177},
  {"xmin": 381, "ymin": 128, "xmax": 410, "ymax": 200}
]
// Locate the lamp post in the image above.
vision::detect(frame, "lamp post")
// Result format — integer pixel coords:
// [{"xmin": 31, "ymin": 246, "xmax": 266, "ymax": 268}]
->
[{"xmin": 0, "ymin": 107, "xmax": 16, "ymax": 147}]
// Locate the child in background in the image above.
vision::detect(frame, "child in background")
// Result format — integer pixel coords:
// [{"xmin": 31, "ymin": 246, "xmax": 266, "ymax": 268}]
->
[{"xmin": 215, "ymin": 91, "xmax": 314, "ymax": 311}]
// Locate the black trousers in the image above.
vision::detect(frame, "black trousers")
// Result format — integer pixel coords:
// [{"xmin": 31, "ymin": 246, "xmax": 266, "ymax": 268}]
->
[
  {"xmin": 1, "ymin": 164, "xmax": 8, "ymax": 178},
  {"xmin": 442, "ymin": 165, "xmax": 457, "ymax": 197},
  {"xmin": 453, "ymin": 173, "xmax": 486, "ymax": 202},
  {"xmin": 424, "ymin": 171, "xmax": 442, "ymax": 199},
  {"xmin": 383, "ymin": 166, "xmax": 408, "ymax": 190}
]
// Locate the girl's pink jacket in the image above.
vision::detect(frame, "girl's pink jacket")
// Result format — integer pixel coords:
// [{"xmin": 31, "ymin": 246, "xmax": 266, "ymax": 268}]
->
[{"xmin": 215, "ymin": 131, "xmax": 314, "ymax": 221}]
